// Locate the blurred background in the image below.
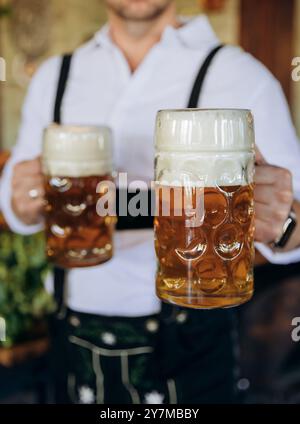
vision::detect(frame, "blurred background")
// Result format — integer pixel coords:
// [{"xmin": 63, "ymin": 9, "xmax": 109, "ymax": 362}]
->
[{"xmin": 0, "ymin": 0, "xmax": 300, "ymax": 404}]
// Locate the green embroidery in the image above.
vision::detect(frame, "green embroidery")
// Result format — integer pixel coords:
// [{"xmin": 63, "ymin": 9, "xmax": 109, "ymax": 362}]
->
[{"xmin": 73, "ymin": 319, "xmax": 151, "ymax": 346}]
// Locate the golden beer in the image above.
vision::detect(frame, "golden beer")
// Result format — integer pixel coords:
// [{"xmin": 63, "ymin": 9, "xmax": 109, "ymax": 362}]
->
[
  {"xmin": 42, "ymin": 125, "xmax": 115, "ymax": 268},
  {"xmin": 154, "ymin": 109, "xmax": 255, "ymax": 309}
]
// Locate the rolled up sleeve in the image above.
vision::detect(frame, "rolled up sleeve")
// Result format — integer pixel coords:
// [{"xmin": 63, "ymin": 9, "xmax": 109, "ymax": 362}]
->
[
  {"xmin": 0, "ymin": 56, "xmax": 60, "ymax": 235},
  {"xmin": 251, "ymin": 76, "xmax": 300, "ymax": 264}
]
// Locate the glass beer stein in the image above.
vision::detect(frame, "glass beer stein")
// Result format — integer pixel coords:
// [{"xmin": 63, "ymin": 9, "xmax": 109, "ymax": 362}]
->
[
  {"xmin": 42, "ymin": 125, "xmax": 115, "ymax": 268},
  {"xmin": 154, "ymin": 109, "xmax": 255, "ymax": 309}
]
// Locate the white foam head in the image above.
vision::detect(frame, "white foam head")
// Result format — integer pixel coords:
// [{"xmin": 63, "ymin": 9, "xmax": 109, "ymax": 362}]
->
[
  {"xmin": 155, "ymin": 109, "xmax": 255, "ymax": 187},
  {"xmin": 42, "ymin": 124, "xmax": 113, "ymax": 177},
  {"xmin": 155, "ymin": 109, "xmax": 254, "ymax": 152}
]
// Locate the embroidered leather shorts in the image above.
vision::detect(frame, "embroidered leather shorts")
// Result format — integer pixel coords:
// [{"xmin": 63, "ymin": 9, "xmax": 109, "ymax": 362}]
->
[{"xmin": 51, "ymin": 303, "xmax": 238, "ymax": 404}]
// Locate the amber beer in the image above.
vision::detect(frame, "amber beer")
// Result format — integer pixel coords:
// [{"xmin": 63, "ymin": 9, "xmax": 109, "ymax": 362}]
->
[
  {"xmin": 154, "ymin": 109, "xmax": 255, "ymax": 309},
  {"xmin": 42, "ymin": 125, "xmax": 115, "ymax": 268}
]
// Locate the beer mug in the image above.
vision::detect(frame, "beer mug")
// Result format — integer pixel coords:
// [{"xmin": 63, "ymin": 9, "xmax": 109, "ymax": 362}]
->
[
  {"xmin": 154, "ymin": 109, "xmax": 255, "ymax": 309},
  {"xmin": 42, "ymin": 125, "xmax": 115, "ymax": 268}
]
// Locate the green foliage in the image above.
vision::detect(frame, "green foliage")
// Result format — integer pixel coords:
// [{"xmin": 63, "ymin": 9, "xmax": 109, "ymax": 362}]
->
[
  {"xmin": 0, "ymin": 5, "xmax": 12, "ymax": 19},
  {"xmin": 0, "ymin": 231, "xmax": 56, "ymax": 348}
]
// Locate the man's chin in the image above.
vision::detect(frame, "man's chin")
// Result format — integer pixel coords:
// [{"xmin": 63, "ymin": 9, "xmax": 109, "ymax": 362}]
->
[
  {"xmin": 121, "ymin": 13, "xmax": 161, "ymax": 22},
  {"xmin": 110, "ymin": 2, "xmax": 171, "ymax": 22}
]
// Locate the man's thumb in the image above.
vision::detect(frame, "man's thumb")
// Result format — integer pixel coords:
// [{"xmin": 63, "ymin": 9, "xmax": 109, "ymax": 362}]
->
[{"xmin": 255, "ymin": 145, "xmax": 267, "ymax": 165}]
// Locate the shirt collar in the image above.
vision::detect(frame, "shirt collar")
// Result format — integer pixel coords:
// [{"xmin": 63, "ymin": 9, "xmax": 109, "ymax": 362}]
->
[
  {"xmin": 93, "ymin": 14, "xmax": 219, "ymax": 50},
  {"xmin": 162, "ymin": 15, "xmax": 219, "ymax": 48}
]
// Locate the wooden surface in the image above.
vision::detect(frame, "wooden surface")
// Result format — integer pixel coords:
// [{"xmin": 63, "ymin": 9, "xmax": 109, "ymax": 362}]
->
[
  {"xmin": 240, "ymin": 0, "xmax": 295, "ymax": 102},
  {"xmin": 0, "ymin": 150, "xmax": 9, "ymax": 171},
  {"xmin": 0, "ymin": 212, "xmax": 7, "ymax": 230},
  {"xmin": 0, "ymin": 151, "xmax": 10, "ymax": 229},
  {"xmin": 0, "ymin": 337, "xmax": 50, "ymax": 368}
]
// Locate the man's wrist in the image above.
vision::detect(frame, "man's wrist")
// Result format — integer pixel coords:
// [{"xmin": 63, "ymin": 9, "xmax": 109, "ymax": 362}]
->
[
  {"xmin": 271, "ymin": 207, "xmax": 297, "ymax": 249},
  {"xmin": 269, "ymin": 201, "xmax": 300, "ymax": 252}
]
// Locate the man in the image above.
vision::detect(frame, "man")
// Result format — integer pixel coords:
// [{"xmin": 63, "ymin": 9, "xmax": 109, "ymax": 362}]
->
[{"xmin": 1, "ymin": 0, "xmax": 300, "ymax": 404}]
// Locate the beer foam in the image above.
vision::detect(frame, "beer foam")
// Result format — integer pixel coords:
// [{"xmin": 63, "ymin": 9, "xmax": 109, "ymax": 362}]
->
[
  {"xmin": 42, "ymin": 124, "xmax": 113, "ymax": 177},
  {"xmin": 155, "ymin": 151, "xmax": 254, "ymax": 187},
  {"xmin": 155, "ymin": 109, "xmax": 255, "ymax": 187},
  {"xmin": 155, "ymin": 109, "xmax": 255, "ymax": 152}
]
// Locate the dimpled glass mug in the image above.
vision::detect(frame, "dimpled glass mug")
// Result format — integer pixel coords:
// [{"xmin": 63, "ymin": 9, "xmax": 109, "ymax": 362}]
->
[
  {"xmin": 154, "ymin": 109, "xmax": 255, "ymax": 309},
  {"xmin": 42, "ymin": 124, "xmax": 115, "ymax": 268}
]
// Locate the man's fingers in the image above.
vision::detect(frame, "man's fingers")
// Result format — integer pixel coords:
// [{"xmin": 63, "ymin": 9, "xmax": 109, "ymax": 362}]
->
[
  {"xmin": 12, "ymin": 175, "xmax": 44, "ymax": 193},
  {"xmin": 12, "ymin": 196, "xmax": 45, "ymax": 225},
  {"xmin": 14, "ymin": 189, "xmax": 45, "ymax": 203},
  {"xmin": 255, "ymin": 146, "xmax": 267, "ymax": 165},
  {"xmin": 253, "ymin": 152, "xmax": 294, "ymax": 245},
  {"xmin": 13, "ymin": 158, "xmax": 42, "ymax": 177},
  {"xmin": 15, "ymin": 197, "xmax": 45, "ymax": 214},
  {"xmin": 255, "ymin": 164, "xmax": 277, "ymax": 184},
  {"xmin": 254, "ymin": 185, "xmax": 292, "ymax": 205},
  {"xmin": 11, "ymin": 157, "xmax": 45, "ymax": 225},
  {"xmin": 254, "ymin": 185, "xmax": 275, "ymax": 205},
  {"xmin": 255, "ymin": 201, "xmax": 289, "ymax": 224},
  {"xmin": 255, "ymin": 164, "xmax": 292, "ymax": 188},
  {"xmin": 255, "ymin": 219, "xmax": 283, "ymax": 244}
]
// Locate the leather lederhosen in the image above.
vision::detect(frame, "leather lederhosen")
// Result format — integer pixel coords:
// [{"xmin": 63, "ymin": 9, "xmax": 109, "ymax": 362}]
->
[{"xmin": 50, "ymin": 44, "xmax": 239, "ymax": 404}]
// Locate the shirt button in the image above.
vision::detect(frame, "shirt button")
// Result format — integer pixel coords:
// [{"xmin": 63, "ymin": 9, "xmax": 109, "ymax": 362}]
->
[
  {"xmin": 145, "ymin": 319, "xmax": 159, "ymax": 333},
  {"xmin": 101, "ymin": 332, "xmax": 117, "ymax": 346},
  {"xmin": 69, "ymin": 315, "xmax": 81, "ymax": 327},
  {"xmin": 176, "ymin": 311, "xmax": 188, "ymax": 324}
]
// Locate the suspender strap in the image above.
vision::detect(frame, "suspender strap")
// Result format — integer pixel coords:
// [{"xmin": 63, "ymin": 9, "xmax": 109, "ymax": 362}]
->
[
  {"xmin": 53, "ymin": 266, "xmax": 66, "ymax": 318},
  {"xmin": 187, "ymin": 44, "xmax": 224, "ymax": 108},
  {"xmin": 54, "ymin": 54, "xmax": 72, "ymax": 124},
  {"xmin": 53, "ymin": 54, "xmax": 73, "ymax": 316}
]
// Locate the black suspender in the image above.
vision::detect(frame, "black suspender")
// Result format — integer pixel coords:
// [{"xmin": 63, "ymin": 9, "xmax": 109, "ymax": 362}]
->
[
  {"xmin": 54, "ymin": 54, "xmax": 72, "ymax": 124},
  {"xmin": 187, "ymin": 44, "xmax": 224, "ymax": 108},
  {"xmin": 54, "ymin": 44, "xmax": 224, "ymax": 129},
  {"xmin": 53, "ymin": 54, "xmax": 72, "ymax": 317},
  {"xmin": 52, "ymin": 44, "xmax": 224, "ymax": 313}
]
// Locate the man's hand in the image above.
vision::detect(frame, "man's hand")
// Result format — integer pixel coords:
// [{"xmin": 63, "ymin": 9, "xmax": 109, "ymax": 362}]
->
[
  {"xmin": 11, "ymin": 158, "xmax": 45, "ymax": 225},
  {"xmin": 254, "ymin": 148, "xmax": 294, "ymax": 245}
]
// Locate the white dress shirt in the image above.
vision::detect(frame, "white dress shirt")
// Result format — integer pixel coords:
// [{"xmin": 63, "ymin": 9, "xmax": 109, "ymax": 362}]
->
[{"xmin": 1, "ymin": 15, "xmax": 300, "ymax": 316}]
